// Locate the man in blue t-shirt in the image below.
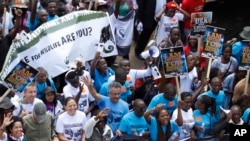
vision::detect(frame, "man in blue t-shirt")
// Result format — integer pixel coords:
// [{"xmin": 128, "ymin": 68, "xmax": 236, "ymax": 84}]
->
[
  {"xmin": 146, "ymin": 83, "xmax": 178, "ymax": 116},
  {"xmin": 83, "ymin": 77, "xmax": 129, "ymax": 134},
  {"xmin": 99, "ymin": 68, "xmax": 132, "ymax": 103},
  {"xmin": 198, "ymin": 77, "xmax": 226, "ymax": 119},
  {"xmin": 117, "ymin": 99, "xmax": 150, "ymax": 139}
]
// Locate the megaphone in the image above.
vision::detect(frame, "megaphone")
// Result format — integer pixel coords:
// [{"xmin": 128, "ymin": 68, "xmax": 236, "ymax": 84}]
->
[{"xmin": 140, "ymin": 42, "xmax": 160, "ymax": 59}]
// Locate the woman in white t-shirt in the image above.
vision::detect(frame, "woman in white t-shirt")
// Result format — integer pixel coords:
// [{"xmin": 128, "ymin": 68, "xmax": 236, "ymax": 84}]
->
[
  {"xmin": 56, "ymin": 97, "xmax": 88, "ymax": 141},
  {"xmin": 171, "ymin": 92, "xmax": 195, "ymax": 141}
]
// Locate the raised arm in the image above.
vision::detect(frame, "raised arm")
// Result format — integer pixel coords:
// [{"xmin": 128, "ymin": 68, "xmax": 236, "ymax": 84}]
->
[
  {"xmin": 9, "ymin": 8, "xmax": 23, "ymax": 39},
  {"xmin": 30, "ymin": 0, "xmax": 38, "ymax": 24},
  {"xmin": 90, "ymin": 51, "xmax": 101, "ymax": 77},
  {"xmin": 82, "ymin": 76, "xmax": 101, "ymax": 101}
]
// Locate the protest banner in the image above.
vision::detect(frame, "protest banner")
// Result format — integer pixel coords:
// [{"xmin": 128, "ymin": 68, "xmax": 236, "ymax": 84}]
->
[
  {"xmin": 202, "ymin": 25, "xmax": 225, "ymax": 59},
  {"xmin": 0, "ymin": 10, "xmax": 117, "ymax": 80},
  {"xmin": 190, "ymin": 12, "xmax": 212, "ymax": 37},
  {"xmin": 4, "ymin": 60, "xmax": 39, "ymax": 91},
  {"xmin": 160, "ymin": 46, "xmax": 188, "ymax": 78}
]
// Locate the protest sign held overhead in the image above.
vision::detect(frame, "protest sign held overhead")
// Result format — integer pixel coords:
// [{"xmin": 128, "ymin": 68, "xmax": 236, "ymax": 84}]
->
[
  {"xmin": 239, "ymin": 40, "xmax": 250, "ymax": 70},
  {"xmin": 202, "ymin": 25, "xmax": 225, "ymax": 59},
  {"xmin": 4, "ymin": 60, "xmax": 39, "ymax": 91},
  {"xmin": 0, "ymin": 10, "xmax": 117, "ymax": 80},
  {"xmin": 160, "ymin": 46, "xmax": 188, "ymax": 78},
  {"xmin": 190, "ymin": 12, "xmax": 212, "ymax": 37}
]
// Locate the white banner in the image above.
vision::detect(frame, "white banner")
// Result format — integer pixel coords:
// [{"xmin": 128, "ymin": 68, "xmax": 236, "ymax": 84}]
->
[{"xmin": 0, "ymin": 10, "xmax": 117, "ymax": 80}]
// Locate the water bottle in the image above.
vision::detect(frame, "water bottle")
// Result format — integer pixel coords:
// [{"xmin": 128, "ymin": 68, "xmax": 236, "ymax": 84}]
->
[{"xmin": 198, "ymin": 123, "xmax": 205, "ymax": 138}]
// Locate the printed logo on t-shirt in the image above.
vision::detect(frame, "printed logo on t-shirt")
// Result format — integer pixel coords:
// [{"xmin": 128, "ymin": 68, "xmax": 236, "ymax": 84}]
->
[
  {"xmin": 121, "ymin": 87, "xmax": 126, "ymax": 92},
  {"xmin": 195, "ymin": 116, "xmax": 202, "ymax": 121},
  {"xmin": 168, "ymin": 101, "xmax": 174, "ymax": 107}
]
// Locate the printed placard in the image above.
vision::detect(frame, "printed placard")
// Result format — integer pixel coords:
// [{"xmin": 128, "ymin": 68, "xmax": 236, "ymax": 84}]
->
[
  {"xmin": 190, "ymin": 12, "xmax": 213, "ymax": 37},
  {"xmin": 160, "ymin": 46, "xmax": 187, "ymax": 78},
  {"xmin": 202, "ymin": 25, "xmax": 225, "ymax": 59},
  {"xmin": 239, "ymin": 40, "xmax": 250, "ymax": 70},
  {"xmin": 4, "ymin": 60, "xmax": 38, "ymax": 91}
]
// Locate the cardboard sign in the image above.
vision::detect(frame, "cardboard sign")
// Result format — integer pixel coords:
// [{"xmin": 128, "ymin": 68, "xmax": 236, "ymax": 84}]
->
[
  {"xmin": 160, "ymin": 46, "xmax": 188, "ymax": 78},
  {"xmin": 239, "ymin": 40, "xmax": 250, "ymax": 70},
  {"xmin": 4, "ymin": 60, "xmax": 39, "ymax": 91},
  {"xmin": 202, "ymin": 25, "xmax": 225, "ymax": 59},
  {"xmin": 191, "ymin": 12, "xmax": 213, "ymax": 37}
]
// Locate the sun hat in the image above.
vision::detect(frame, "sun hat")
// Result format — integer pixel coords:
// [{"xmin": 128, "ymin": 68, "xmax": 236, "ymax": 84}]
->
[
  {"xmin": 239, "ymin": 26, "xmax": 250, "ymax": 40},
  {"xmin": 0, "ymin": 97, "xmax": 15, "ymax": 109}
]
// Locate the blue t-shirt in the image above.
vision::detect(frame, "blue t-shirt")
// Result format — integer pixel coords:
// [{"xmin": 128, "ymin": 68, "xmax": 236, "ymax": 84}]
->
[
  {"xmin": 198, "ymin": 90, "xmax": 225, "ymax": 119},
  {"xmin": 232, "ymin": 41, "xmax": 244, "ymax": 63},
  {"xmin": 97, "ymin": 95, "xmax": 129, "ymax": 134},
  {"xmin": 146, "ymin": 93, "xmax": 178, "ymax": 116},
  {"xmin": 149, "ymin": 118, "xmax": 180, "ymax": 141},
  {"xmin": 93, "ymin": 67, "xmax": 115, "ymax": 92},
  {"xmin": 119, "ymin": 111, "xmax": 149, "ymax": 136},
  {"xmin": 27, "ymin": 14, "xmax": 59, "ymax": 31},
  {"xmin": 36, "ymin": 79, "xmax": 57, "ymax": 99},
  {"xmin": 193, "ymin": 110, "xmax": 217, "ymax": 138},
  {"xmin": 242, "ymin": 108, "xmax": 250, "ymax": 125},
  {"xmin": 99, "ymin": 81, "xmax": 132, "ymax": 102}
]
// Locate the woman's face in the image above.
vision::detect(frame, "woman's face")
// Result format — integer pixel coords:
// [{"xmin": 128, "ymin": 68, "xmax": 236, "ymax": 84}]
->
[
  {"xmin": 222, "ymin": 47, "xmax": 232, "ymax": 60},
  {"xmin": 65, "ymin": 99, "xmax": 78, "ymax": 116},
  {"xmin": 10, "ymin": 121, "xmax": 23, "ymax": 138},
  {"xmin": 36, "ymin": 71, "xmax": 47, "ymax": 83},
  {"xmin": 158, "ymin": 109, "xmax": 170, "ymax": 125},
  {"xmin": 182, "ymin": 96, "xmax": 193, "ymax": 111},
  {"xmin": 196, "ymin": 99, "xmax": 205, "ymax": 114},
  {"xmin": 188, "ymin": 38, "xmax": 198, "ymax": 48},
  {"xmin": 45, "ymin": 92, "xmax": 55, "ymax": 103}
]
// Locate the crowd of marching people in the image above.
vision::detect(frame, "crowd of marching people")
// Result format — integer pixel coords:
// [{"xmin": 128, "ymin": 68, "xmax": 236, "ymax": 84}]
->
[{"xmin": 1, "ymin": 0, "xmax": 250, "ymax": 140}]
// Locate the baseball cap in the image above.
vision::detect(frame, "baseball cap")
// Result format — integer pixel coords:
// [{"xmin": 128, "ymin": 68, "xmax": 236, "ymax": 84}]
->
[
  {"xmin": 33, "ymin": 102, "xmax": 46, "ymax": 122},
  {"xmin": 0, "ymin": 97, "xmax": 15, "ymax": 109},
  {"xmin": 43, "ymin": 86, "xmax": 55, "ymax": 94},
  {"xmin": 166, "ymin": 1, "xmax": 177, "ymax": 10}
]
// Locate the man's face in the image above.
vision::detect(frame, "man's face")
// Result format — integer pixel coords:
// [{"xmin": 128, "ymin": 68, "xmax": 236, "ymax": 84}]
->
[
  {"xmin": 108, "ymin": 87, "xmax": 121, "ymax": 103},
  {"xmin": 38, "ymin": 10, "xmax": 48, "ymax": 23},
  {"xmin": 47, "ymin": 2, "xmax": 57, "ymax": 16},
  {"xmin": 211, "ymin": 79, "xmax": 222, "ymax": 94},
  {"xmin": 24, "ymin": 86, "xmax": 37, "ymax": 102},
  {"xmin": 163, "ymin": 89, "xmax": 176, "ymax": 101}
]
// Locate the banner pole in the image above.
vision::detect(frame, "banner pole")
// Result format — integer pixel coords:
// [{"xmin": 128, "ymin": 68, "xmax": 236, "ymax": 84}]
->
[
  {"xmin": 175, "ymin": 76, "xmax": 180, "ymax": 101},
  {"xmin": 204, "ymin": 58, "xmax": 212, "ymax": 91},
  {"xmin": 244, "ymin": 70, "xmax": 249, "ymax": 94},
  {"xmin": 0, "ymin": 88, "xmax": 11, "ymax": 103}
]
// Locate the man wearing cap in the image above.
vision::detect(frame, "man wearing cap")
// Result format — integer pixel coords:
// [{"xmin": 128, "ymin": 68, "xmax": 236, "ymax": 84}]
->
[
  {"xmin": 155, "ymin": 1, "xmax": 189, "ymax": 45},
  {"xmin": 231, "ymin": 26, "xmax": 250, "ymax": 63},
  {"xmin": 22, "ymin": 102, "xmax": 59, "ymax": 141}
]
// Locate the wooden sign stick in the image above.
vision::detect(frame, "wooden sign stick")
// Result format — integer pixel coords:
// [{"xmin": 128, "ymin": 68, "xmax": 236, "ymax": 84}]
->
[{"xmin": 0, "ymin": 88, "xmax": 12, "ymax": 103}]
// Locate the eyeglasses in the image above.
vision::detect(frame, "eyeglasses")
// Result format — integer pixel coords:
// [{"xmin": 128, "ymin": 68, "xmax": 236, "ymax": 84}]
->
[{"xmin": 137, "ymin": 107, "xmax": 146, "ymax": 112}]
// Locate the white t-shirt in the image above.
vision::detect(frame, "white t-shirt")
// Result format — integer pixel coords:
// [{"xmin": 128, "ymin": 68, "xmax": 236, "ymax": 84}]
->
[
  {"xmin": 156, "ymin": 13, "xmax": 184, "ymax": 45},
  {"xmin": 179, "ymin": 67, "xmax": 198, "ymax": 94},
  {"xmin": 56, "ymin": 110, "xmax": 87, "ymax": 141},
  {"xmin": 171, "ymin": 108, "xmax": 195, "ymax": 141},
  {"xmin": 63, "ymin": 82, "xmax": 95, "ymax": 119},
  {"xmin": 12, "ymin": 98, "xmax": 43, "ymax": 116},
  {"xmin": 108, "ymin": 68, "xmax": 152, "ymax": 87}
]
